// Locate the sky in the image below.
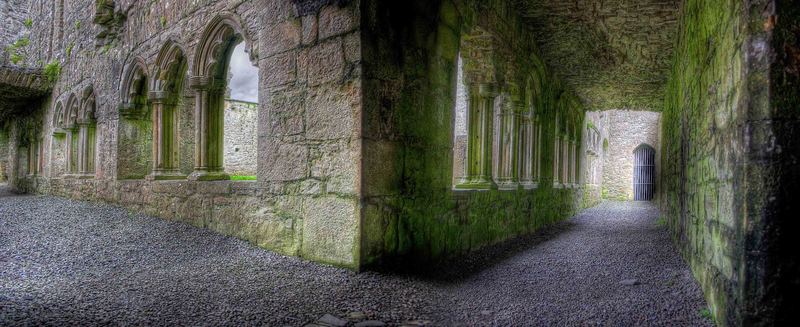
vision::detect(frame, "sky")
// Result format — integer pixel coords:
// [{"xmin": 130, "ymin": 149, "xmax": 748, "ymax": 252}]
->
[{"xmin": 227, "ymin": 43, "xmax": 259, "ymax": 103}]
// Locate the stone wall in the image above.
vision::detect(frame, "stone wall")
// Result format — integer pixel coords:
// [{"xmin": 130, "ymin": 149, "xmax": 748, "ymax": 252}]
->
[
  {"xmin": 360, "ymin": 0, "xmax": 594, "ymax": 266},
  {"xmin": 223, "ymin": 100, "xmax": 257, "ymax": 176},
  {"xmin": 601, "ymin": 110, "xmax": 661, "ymax": 200},
  {"xmin": 3, "ymin": 0, "xmax": 364, "ymax": 269},
  {"xmin": 660, "ymin": 0, "xmax": 799, "ymax": 324}
]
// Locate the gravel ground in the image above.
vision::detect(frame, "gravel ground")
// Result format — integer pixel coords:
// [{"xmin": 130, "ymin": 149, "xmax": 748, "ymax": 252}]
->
[{"xmin": 0, "ymin": 184, "xmax": 712, "ymax": 326}]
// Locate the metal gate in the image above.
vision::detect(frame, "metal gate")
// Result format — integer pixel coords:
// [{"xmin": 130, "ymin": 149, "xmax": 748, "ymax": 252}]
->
[{"xmin": 633, "ymin": 144, "xmax": 655, "ymax": 201}]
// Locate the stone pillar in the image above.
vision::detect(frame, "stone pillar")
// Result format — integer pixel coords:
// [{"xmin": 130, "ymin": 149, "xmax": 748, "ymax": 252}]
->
[
  {"xmin": 571, "ymin": 140, "xmax": 578, "ymax": 184},
  {"xmin": 76, "ymin": 119, "xmax": 95, "ymax": 178},
  {"xmin": 519, "ymin": 109, "xmax": 535, "ymax": 189},
  {"xmin": 553, "ymin": 119, "xmax": 560, "ymax": 185},
  {"xmin": 562, "ymin": 132, "xmax": 569, "ymax": 186},
  {"xmin": 535, "ymin": 118, "xmax": 542, "ymax": 181},
  {"xmin": 456, "ymin": 83, "xmax": 496, "ymax": 190},
  {"xmin": 496, "ymin": 100, "xmax": 519, "ymax": 190},
  {"xmin": 65, "ymin": 126, "xmax": 78, "ymax": 175},
  {"xmin": 188, "ymin": 76, "xmax": 228, "ymax": 181},
  {"xmin": 147, "ymin": 91, "xmax": 184, "ymax": 180}
]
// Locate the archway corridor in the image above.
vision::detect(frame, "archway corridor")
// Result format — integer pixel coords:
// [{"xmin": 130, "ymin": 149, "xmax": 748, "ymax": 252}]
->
[
  {"xmin": 2, "ymin": 0, "xmax": 799, "ymax": 325},
  {"xmin": 0, "ymin": 184, "xmax": 711, "ymax": 325}
]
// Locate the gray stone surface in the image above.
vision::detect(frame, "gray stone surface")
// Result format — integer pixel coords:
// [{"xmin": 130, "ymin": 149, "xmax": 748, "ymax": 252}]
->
[
  {"xmin": 1, "ymin": 185, "xmax": 712, "ymax": 325},
  {"xmin": 600, "ymin": 110, "xmax": 661, "ymax": 200},
  {"xmin": 223, "ymin": 100, "xmax": 258, "ymax": 176}
]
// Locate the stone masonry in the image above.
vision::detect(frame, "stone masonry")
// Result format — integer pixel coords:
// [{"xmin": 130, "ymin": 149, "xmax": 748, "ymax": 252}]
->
[{"xmin": 601, "ymin": 110, "xmax": 661, "ymax": 200}]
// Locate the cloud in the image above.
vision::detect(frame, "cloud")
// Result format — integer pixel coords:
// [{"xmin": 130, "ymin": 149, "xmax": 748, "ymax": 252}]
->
[{"xmin": 228, "ymin": 43, "xmax": 259, "ymax": 103}]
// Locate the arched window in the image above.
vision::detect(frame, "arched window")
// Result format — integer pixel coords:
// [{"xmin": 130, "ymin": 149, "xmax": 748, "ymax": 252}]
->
[
  {"xmin": 76, "ymin": 86, "xmax": 97, "ymax": 177},
  {"xmin": 149, "ymin": 41, "xmax": 187, "ymax": 180},
  {"xmin": 118, "ymin": 57, "xmax": 153, "ymax": 180},
  {"xmin": 50, "ymin": 100, "xmax": 67, "ymax": 177},
  {"xmin": 190, "ymin": 14, "xmax": 258, "ymax": 181},
  {"xmin": 222, "ymin": 42, "xmax": 259, "ymax": 179},
  {"xmin": 633, "ymin": 144, "xmax": 656, "ymax": 201},
  {"xmin": 452, "ymin": 53, "xmax": 468, "ymax": 187},
  {"xmin": 519, "ymin": 75, "xmax": 541, "ymax": 189},
  {"xmin": 64, "ymin": 94, "xmax": 80, "ymax": 175}
]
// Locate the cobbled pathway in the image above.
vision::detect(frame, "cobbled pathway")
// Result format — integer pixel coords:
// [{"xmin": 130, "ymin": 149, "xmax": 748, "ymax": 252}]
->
[{"xmin": 0, "ymin": 185, "xmax": 712, "ymax": 326}]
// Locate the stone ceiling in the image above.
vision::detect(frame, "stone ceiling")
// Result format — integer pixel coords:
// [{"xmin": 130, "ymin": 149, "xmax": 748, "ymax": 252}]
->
[
  {"xmin": 0, "ymin": 64, "xmax": 52, "ymax": 122},
  {"xmin": 515, "ymin": 0, "xmax": 681, "ymax": 110}
]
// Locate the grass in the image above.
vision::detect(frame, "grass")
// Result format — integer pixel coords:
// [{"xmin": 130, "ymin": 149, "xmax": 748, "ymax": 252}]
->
[
  {"xmin": 699, "ymin": 307, "xmax": 713, "ymax": 321},
  {"xmin": 230, "ymin": 175, "xmax": 256, "ymax": 181},
  {"xmin": 655, "ymin": 216, "xmax": 667, "ymax": 227}
]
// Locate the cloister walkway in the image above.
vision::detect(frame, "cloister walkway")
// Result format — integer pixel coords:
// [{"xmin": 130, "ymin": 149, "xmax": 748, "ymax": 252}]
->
[{"xmin": 0, "ymin": 185, "xmax": 711, "ymax": 326}]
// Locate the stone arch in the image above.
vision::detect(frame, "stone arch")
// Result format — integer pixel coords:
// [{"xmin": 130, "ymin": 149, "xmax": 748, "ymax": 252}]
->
[
  {"xmin": 64, "ymin": 93, "xmax": 79, "ymax": 128},
  {"xmin": 49, "ymin": 99, "xmax": 68, "ymax": 177},
  {"xmin": 189, "ymin": 13, "xmax": 259, "ymax": 181},
  {"xmin": 519, "ymin": 73, "xmax": 543, "ymax": 187},
  {"xmin": 119, "ymin": 56, "xmax": 149, "ymax": 119},
  {"xmin": 75, "ymin": 86, "xmax": 97, "ymax": 177},
  {"xmin": 79, "ymin": 85, "xmax": 96, "ymax": 123},
  {"xmin": 153, "ymin": 40, "xmax": 188, "ymax": 96},
  {"xmin": 454, "ymin": 25, "xmax": 499, "ymax": 190},
  {"xmin": 117, "ymin": 56, "xmax": 153, "ymax": 180},
  {"xmin": 192, "ymin": 13, "xmax": 256, "ymax": 79},
  {"xmin": 148, "ymin": 40, "xmax": 189, "ymax": 180},
  {"xmin": 52, "ymin": 100, "xmax": 65, "ymax": 130}
]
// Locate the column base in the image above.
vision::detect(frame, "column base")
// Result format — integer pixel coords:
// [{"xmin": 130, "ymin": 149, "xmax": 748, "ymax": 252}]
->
[
  {"xmin": 188, "ymin": 170, "xmax": 230, "ymax": 181},
  {"xmin": 147, "ymin": 170, "xmax": 186, "ymax": 181},
  {"xmin": 519, "ymin": 181, "xmax": 539, "ymax": 190},
  {"xmin": 496, "ymin": 179, "xmax": 519, "ymax": 191},
  {"xmin": 454, "ymin": 177, "xmax": 496, "ymax": 190}
]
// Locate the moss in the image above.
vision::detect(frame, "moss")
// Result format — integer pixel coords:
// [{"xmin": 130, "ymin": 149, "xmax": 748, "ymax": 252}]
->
[
  {"xmin": 23, "ymin": 18, "xmax": 33, "ymax": 28},
  {"xmin": 43, "ymin": 60, "xmax": 61, "ymax": 83},
  {"xmin": 74, "ymin": 20, "xmax": 81, "ymax": 29},
  {"xmin": 230, "ymin": 175, "xmax": 256, "ymax": 181},
  {"xmin": 160, "ymin": 16, "xmax": 167, "ymax": 28},
  {"xmin": 66, "ymin": 43, "xmax": 74, "ymax": 57}
]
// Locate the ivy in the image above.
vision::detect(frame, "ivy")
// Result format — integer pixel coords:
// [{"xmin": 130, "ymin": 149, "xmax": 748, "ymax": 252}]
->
[{"xmin": 43, "ymin": 60, "xmax": 61, "ymax": 83}]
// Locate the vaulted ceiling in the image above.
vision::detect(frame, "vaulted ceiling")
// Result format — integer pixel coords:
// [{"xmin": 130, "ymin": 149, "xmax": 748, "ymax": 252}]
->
[{"xmin": 515, "ymin": 0, "xmax": 681, "ymax": 110}]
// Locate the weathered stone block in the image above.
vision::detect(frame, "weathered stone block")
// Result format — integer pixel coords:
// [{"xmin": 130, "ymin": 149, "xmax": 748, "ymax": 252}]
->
[
  {"xmin": 301, "ymin": 196, "xmax": 358, "ymax": 267},
  {"xmin": 306, "ymin": 39, "xmax": 345, "ymax": 86},
  {"xmin": 318, "ymin": 3, "xmax": 357, "ymax": 40},
  {"xmin": 305, "ymin": 82, "xmax": 358, "ymax": 140},
  {"xmin": 258, "ymin": 139, "xmax": 308, "ymax": 181}
]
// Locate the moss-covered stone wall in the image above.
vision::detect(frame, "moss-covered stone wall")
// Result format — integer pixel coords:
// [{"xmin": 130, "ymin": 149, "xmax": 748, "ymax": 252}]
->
[
  {"xmin": 359, "ymin": 0, "xmax": 592, "ymax": 266},
  {"xmin": 660, "ymin": 0, "xmax": 799, "ymax": 325}
]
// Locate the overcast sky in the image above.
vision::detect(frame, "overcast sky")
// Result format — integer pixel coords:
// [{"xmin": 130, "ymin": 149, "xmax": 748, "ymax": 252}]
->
[{"xmin": 228, "ymin": 43, "xmax": 259, "ymax": 103}]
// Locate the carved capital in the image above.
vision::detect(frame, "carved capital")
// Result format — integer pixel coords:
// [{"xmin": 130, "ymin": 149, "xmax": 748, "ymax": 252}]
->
[{"xmin": 189, "ymin": 76, "xmax": 211, "ymax": 90}]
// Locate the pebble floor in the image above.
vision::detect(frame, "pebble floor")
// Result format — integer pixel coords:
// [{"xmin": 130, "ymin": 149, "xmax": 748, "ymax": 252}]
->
[{"xmin": 0, "ymin": 185, "xmax": 712, "ymax": 326}]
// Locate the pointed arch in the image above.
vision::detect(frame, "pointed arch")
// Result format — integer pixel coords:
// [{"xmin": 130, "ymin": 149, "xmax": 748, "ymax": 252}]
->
[
  {"xmin": 193, "ymin": 13, "xmax": 257, "ymax": 79},
  {"xmin": 79, "ymin": 85, "xmax": 95, "ymax": 122},
  {"xmin": 189, "ymin": 13, "xmax": 260, "ymax": 181},
  {"xmin": 148, "ymin": 39, "xmax": 189, "ymax": 180},
  {"xmin": 152, "ymin": 40, "xmax": 188, "ymax": 96},
  {"xmin": 64, "ymin": 93, "xmax": 79, "ymax": 128},
  {"xmin": 120, "ymin": 56, "xmax": 149, "ymax": 118},
  {"xmin": 52, "ymin": 100, "xmax": 65, "ymax": 130}
]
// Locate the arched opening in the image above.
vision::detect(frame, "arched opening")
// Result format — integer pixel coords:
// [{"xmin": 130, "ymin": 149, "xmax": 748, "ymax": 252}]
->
[
  {"xmin": 50, "ymin": 101, "xmax": 67, "ymax": 177},
  {"xmin": 452, "ymin": 53, "xmax": 468, "ymax": 187},
  {"xmin": 190, "ymin": 15, "xmax": 258, "ymax": 181},
  {"xmin": 222, "ymin": 42, "xmax": 259, "ymax": 180},
  {"xmin": 519, "ymin": 75, "xmax": 542, "ymax": 188},
  {"xmin": 633, "ymin": 144, "xmax": 656, "ymax": 201},
  {"xmin": 118, "ymin": 58, "xmax": 153, "ymax": 180},
  {"xmin": 76, "ymin": 87, "xmax": 97, "ymax": 177},
  {"xmin": 64, "ymin": 94, "xmax": 79, "ymax": 175},
  {"xmin": 149, "ymin": 41, "xmax": 188, "ymax": 180}
]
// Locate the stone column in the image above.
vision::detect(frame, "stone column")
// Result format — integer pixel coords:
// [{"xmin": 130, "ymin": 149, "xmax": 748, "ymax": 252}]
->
[
  {"xmin": 76, "ymin": 119, "xmax": 95, "ymax": 178},
  {"xmin": 65, "ymin": 126, "xmax": 78, "ymax": 175},
  {"xmin": 497, "ymin": 100, "xmax": 520, "ymax": 190},
  {"xmin": 147, "ymin": 91, "xmax": 184, "ymax": 180},
  {"xmin": 519, "ymin": 109, "xmax": 535, "ymax": 189},
  {"xmin": 456, "ymin": 83, "xmax": 496, "ymax": 190},
  {"xmin": 188, "ymin": 76, "xmax": 228, "ymax": 181},
  {"xmin": 535, "ymin": 118, "xmax": 542, "ymax": 181},
  {"xmin": 571, "ymin": 140, "xmax": 578, "ymax": 184}
]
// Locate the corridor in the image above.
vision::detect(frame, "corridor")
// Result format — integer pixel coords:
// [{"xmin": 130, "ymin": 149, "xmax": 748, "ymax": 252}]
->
[{"xmin": 1, "ymin": 186, "xmax": 711, "ymax": 326}]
